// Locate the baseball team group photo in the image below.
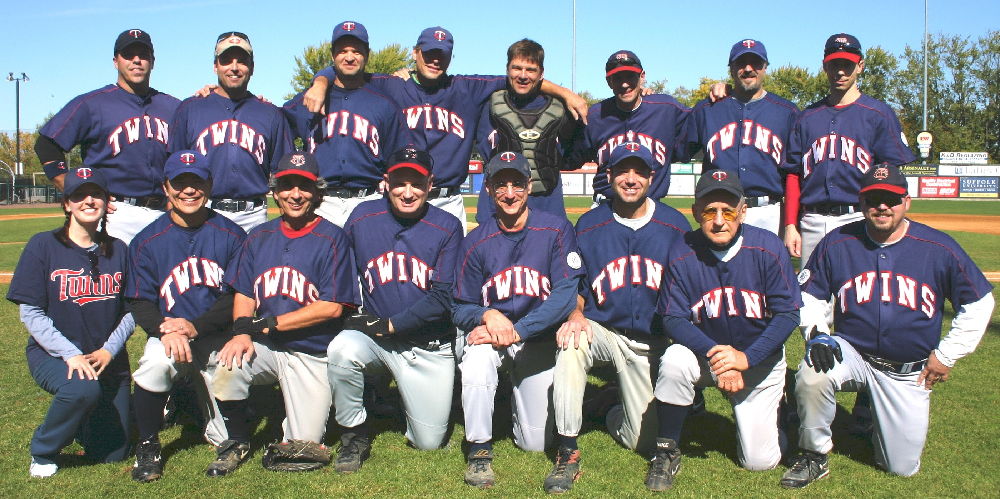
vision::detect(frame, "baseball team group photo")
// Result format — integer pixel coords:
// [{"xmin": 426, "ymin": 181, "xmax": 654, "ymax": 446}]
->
[{"xmin": 1, "ymin": 6, "xmax": 998, "ymax": 497}]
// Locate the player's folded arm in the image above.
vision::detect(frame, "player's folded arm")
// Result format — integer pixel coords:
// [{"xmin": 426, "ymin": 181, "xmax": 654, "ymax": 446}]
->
[
  {"xmin": 389, "ymin": 280, "xmax": 454, "ymax": 336},
  {"xmin": 742, "ymin": 309, "xmax": 799, "ymax": 367},
  {"xmin": 127, "ymin": 298, "xmax": 166, "ymax": 337},
  {"xmin": 512, "ymin": 276, "xmax": 581, "ymax": 341},
  {"xmin": 34, "ymin": 134, "xmax": 68, "ymax": 179},
  {"xmin": 936, "ymin": 292, "xmax": 995, "ymax": 367},
  {"xmin": 451, "ymin": 300, "xmax": 489, "ymax": 332},
  {"xmin": 662, "ymin": 314, "xmax": 717, "ymax": 357},
  {"xmin": 189, "ymin": 292, "xmax": 236, "ymax": 338}
]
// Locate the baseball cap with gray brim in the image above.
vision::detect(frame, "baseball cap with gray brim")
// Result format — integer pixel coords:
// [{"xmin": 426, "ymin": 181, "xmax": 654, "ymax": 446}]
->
[
  {"xmin": 609, "ymin": 141, "xmax": 654, "ymax": 170},
  {"xmin": 164, "ymin": 150, "xmax": 211, "ymax": 182},
  {"xmin": 729, "ymin": 39, "xmax": 768, "ymax": 64},
  {"xmin": 215, "ymin": 31, "xmax": 253, "ymax": 59},
  {"xmin": 274, "ymin": 152, "xmax": 320, "ymax": 181},
  {"xmin": 63, "ymin": 168, "xmax": 109, "ymax": 199},
  {"xmin": 332, "ymin": 21, "xmax": 369, "ymax": 47},
  {"xmin": 695, "ymin": 169, "xmax": 744, "ymax": 200},
  {"xmin": 485, "ymin": 151, "xmax": 531, "ymax": 180},
  {"xmin": 114, "ymin": 28, "xmax": 153, "ymax": 55},
  {"xmin": 416, "ymin": 27, "xmax": 453, "ymax": 56}
]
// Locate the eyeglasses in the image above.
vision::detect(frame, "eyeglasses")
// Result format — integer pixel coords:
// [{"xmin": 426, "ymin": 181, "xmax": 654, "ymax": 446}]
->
[
  {"xmin": 700, "ymin": 206, "xmax": 742, "ymax": 222},
  {"xmin": 217, "ymin": 31, "xmax": 250, "ymax": 43},
  {"xmin": 491, "ymin": 181, "xmax": 527, "ymax": 195},
  {"xmin": 862, "ymin": 193, "xmax": 904, "ymax": 208},
  {"xmin": 87, "ymin": 250, "xmax": 100, "ymax": 277}
]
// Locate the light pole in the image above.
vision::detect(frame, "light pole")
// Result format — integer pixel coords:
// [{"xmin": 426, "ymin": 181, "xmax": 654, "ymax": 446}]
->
[{"xmin": 7, "ymin": 72, "xmax": 29, "ymax": 175}]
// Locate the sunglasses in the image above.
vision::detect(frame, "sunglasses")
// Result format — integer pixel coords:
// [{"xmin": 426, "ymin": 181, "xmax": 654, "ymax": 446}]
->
[
  {"xmin": 217, "ymin": 31, "xmax": 250, "ymax": 43},
  {"xmin": 87, "ymin": 251, "xmax": 100, "ymax": 277},
  {"xmin": 862, "ymin": 193, "xmax": 904, "ymax": 208},
  {"xmin": 827, "ymin": 41, "xmax": 862, "ymax": 55},
  {"xmin": 700, "ymin": 206, "xmax": 741, "ymax": 222}
]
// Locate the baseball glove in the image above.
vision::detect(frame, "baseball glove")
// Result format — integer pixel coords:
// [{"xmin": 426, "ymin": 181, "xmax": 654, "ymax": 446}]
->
[{"xmin": 261, "ymin": 439, "xmax": 331, "ymax": 472}]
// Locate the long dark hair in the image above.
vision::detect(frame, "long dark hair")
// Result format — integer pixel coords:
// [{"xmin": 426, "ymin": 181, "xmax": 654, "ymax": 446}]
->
[{"xmin": 56, "ymin": 194, "xmax": 115, "ymax": 258}]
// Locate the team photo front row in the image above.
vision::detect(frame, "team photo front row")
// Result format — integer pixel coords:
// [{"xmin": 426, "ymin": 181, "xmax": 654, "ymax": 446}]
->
[{"xmin": 9, "ymin": 145, "xmax": 992, "ymax": 492}]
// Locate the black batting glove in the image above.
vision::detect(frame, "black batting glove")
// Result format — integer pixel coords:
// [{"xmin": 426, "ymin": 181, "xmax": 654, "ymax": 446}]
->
[
  {"xmin": 805, "ymin": 334, "xmax": 843, "ymax": 373},
  {"xmin": 343, "ymin": 312, "xmax": 391, "ymax": 337},
  {"xmin": 233, "ymin": 316, "xmax": 278, "ymax": 337}
]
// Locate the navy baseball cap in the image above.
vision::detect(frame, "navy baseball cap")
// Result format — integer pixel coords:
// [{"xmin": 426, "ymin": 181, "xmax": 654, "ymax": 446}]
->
[
  {"xmin": 416, "ymin": 27, "xmax": 453, "ymax": 55},
  {"xmin": 860, "ymin": 163, "xmax": 908, "ymax": 195},
  {"xmin": 824, "ymin": 33, "xmax": 863, "ymax": 63},
  {"xmin": 63, "ymin": 168, "xmax": 109, "ymax": 198},
  {"xmin": 696, "ymin": 169, "xmax": 745, "ymax": 200},
  {"xmin": 274, "ymin": 152, "xmax": 320, "ymax": 181},
  {"xmin": 729, "ymin": 39, "xmax": 768, "ymax": 64},
  {"xmin": 387, "ymin": 146, "xmax": 434, "ymax": 176},
  {"xmin": 609, "ymin": 142, "xmax": 654, "ymax": 170},
  {"xmin": 485, "ymin": 151, "xmax": 531, "ymax": 180},
  {"xmin": 332, "ymin": 21, "xmax": 369, "ymax": 47},
  {"xmin": 605, "ymin": 50, "xmax": 643, "ymax": 76},
  {"xmin": 164, "ymin": 150, "xmax": 211, "ymax": 182},
  {"xmin": 114, "ymin": 28, "xmax": 153, "ymax": 55}
]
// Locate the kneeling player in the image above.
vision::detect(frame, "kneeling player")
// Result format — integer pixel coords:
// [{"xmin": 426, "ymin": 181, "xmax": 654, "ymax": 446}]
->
[
  {"xmin": 654, "ymin": 171, "xmax": 801, "ymax": 490},
  {"xmin": 453, "ymin": 152, "xmax": 584, "ymax": 488},
  {"xmin": 208, "ymin": 152, "xmax": 359, "ymax": 476},
  {"xmin": 326, "ymin": 147, "xmax": 463, "ymax": 472},
  {"xmin": 128, "ymin": 151, "xmax": 246, "ymax": 482}
]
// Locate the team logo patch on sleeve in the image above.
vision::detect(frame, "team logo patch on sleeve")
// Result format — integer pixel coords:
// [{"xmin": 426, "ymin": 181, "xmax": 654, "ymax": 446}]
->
[
  {"xmin": 797, "ymin": 269, "xmax": 811, "ymax": 285},
  {"xmin": 567, "ymin": 251, "xmax": 582, "ymax": 270}
]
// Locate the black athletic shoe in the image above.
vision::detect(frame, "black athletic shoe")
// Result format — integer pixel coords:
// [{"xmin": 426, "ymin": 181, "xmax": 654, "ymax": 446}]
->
[
  {"xmin": 645, "ymin": 438, "xmax": 681, "ymax": 492},
  {"xmin": 205, "ymin": 439, "xmax": 250, "ymax": 477},
  {"xmin": 465, "ymin": 448, "xmax": 495, "ymax": 488},
  {"xmin": 780, "ymin": 450, "xmax": 829, "ymax": 489},
  {"xmin": 544, "ymin": 446, "xmax": 582, "ymax": 494},
  {"xmin": 131, "ymin": 439, "xmax": 163, "ymax": 483},
  {"xmin": 335, "ymin": 433, "xmax": 371, "ymax": 474}
]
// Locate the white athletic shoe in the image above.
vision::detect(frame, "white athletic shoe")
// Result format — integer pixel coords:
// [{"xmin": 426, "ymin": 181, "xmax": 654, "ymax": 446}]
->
[{"xmin": 29, "ymin": 458, "xmax": 58, "ymax": 478}]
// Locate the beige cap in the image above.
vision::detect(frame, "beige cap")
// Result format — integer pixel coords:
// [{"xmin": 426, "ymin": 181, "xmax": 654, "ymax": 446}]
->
[{"xmin": 215, "ymin": 32, "xmax": 253, "ymax": 58}]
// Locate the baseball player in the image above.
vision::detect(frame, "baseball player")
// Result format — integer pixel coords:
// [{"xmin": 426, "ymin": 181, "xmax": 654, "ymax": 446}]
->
[
  {"xmin": 649, "ymin": 171, "xmax": 801, "ymax": 491},
  {"xmin": 8, "ymin": 168, "xmax": 134, "ymax": 477},
  {"xmin": 570, "ymin": 50, "xmax": 691, "ymax": 204},
  {"xmin": 474, "ymin": 39, "xmax": 583, "ymax": 224},
  {"xmin": 687, "ymin": 39, "xmax": 799, "ymax": 235},
  {"xmin": 781, "ymin": 164, "xmax": 994, "ymax": 488},
  {"xmin": 543, "ymin": 142, "xmax": 690, "ymax": 493},
  {"xmin": 127, "ymin": 151, "xmax": 247, "ymax": 482},
  {"xmin": 35, "ymin": 29, "xmax": 179, "ymax": 244},
  {"xmin": 782, "ymin": 33, "xmax": 916, "ymax": 264},
  {"xmin": 169, "ymin": 31, "xmax": 293, "ymax": 231},
  {"xmin": 283, "ymin": 21, "xmax": 410, "ymax": 227},
  {"xmin": 326, "ymin": 147, "xmax": 463, "ymax": 473},
  {"xmin": 453, "ymin": 151, "xmax": 584, "ymax": 488},
  {"xmin": 205, "ymin": 151, "xmax": 360, "ymax": 476},
  {"xmin": 306, "ymin": 27, "xmax": 588, "ymax": 231}
]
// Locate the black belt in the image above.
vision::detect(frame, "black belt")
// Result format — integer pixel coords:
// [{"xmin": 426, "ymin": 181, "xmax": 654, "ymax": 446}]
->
[
  {"xmin": 862, "ymin": 353, "xmax": 927, "ymax": 375},
  {"xmin": 745, "ymin": 195, "xmax": 781, "ymax": 208},
  {"xmin": 427, "ymin": 186, "xmax": 459, "ymax": 199},
  {"xmin": 113, "ymin": 194, "xmax": 165, "ymax": 210},
  {"xmin": 326, "ymin": 186, "xmax": 376, "ymax": 199},
  {"xmin": 211, "ymin": 197, "xmax": 266, "ymax": 213},
  {"xmin": 803, "ymin": 203, "xmax": 860, "ymax": 216}
]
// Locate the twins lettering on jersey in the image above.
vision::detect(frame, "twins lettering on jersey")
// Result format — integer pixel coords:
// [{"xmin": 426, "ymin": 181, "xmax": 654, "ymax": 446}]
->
[
  {"xmin": 591, "ymin": 255, "xmax": 663, "ymax": 305},
  {"xmin": 705, "ymin": 121, "xmax": 784, "ymax": 165},
  {"xmin": 835, "ymin": 271, "xmax": 936, "ymax": 319},
  {"xmin": 252, "ymin": 266, "xmax": 319, "ymax": 307},
  {"xmin": 194, "ymin": 120, "xmax": 267, "ymax": 165},
  {"xmin": 50, "ymin": 269, "xmax": 123, "ymax": 305},
  {"xmin": 108, "ymin": 116, "xmax": 169, "ymax": 156},
  {"xmin": 363, "ymin": 251, "xmax": 434, "ymax": 293},
  {"xmin": 480, "ymin": 266, "xmax": 551, "ymax": 307},
  {"xmin": 403, "ymin": 105, "xmax": 466, "ymax": 139},
  {"xmin": 690, "ymin": 286, "xmax": 768, "ymax": 323},
  {"xmin": 596, "ymin": 131, "xmax": 666, "ymax": 166},
  {"xmin": 159, "ymin": 257, "xmax": 225, "ymax": 312},
  {"xmin": 801, "ymin": 133, "xmax": 872, "ymax": 177},
  {"xmin": 310, "ymin": 110, "xmax": 381, "ymax": 156}
]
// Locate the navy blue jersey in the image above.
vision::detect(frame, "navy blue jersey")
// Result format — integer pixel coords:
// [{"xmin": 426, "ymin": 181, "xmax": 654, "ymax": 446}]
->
[
  {"xmin": 126, "ymin": 210, "xmax": 246, "ymax": 319},
  {"xmin": 169, "ymin": 93, "xmax": 293, "ymax": 199},
  {"xmin": 688, "ymin": 93, "xmax": 798, "ymax": 197},
  {"xmin": 316, "ymin": 70, "xmax": 506, "ymax": 189},
  {"xmin": 782, "ymin": 94, "xmax": 916, "ymax": 206},
  {"xmin": 572, "ymin": 94, "xmax": 691, "ymax": 199},
  {"xmin": 346, "ymin": 198, "xmax": 462, "ymax": 334},
  {"xmin": 659, "ymin": 225, "xmax": 802, "ymax": 351},
  {"xmin": 576, "ymin": 202, "xmax": 690, "ymax": 335},
  {"xmin": 283, "ymin": 85, "xmax": 410, "ymax": 188},
  {"xmin": 801, "ymin": 220, "xmax": 992, "ymax": 362},
  {"xmin": 455, "ymin": 211, "xmax": 584, "ymax": 325},
  {"xmin": 39, "ymin": 84, "xmax": 180, "ymax": 197},
  {"xmin": 228, "ymin": 217, "xmax": 359, "ymax": 354},
  {"xmin": 7, "ymin": 230, "xmax": 129, "ymax": 369}
]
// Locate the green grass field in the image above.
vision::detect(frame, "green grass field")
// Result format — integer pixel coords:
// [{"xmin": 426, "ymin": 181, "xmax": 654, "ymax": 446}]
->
[{"xmin": 0, "ymin": 199, "xmax": 998, "ymax": 497}]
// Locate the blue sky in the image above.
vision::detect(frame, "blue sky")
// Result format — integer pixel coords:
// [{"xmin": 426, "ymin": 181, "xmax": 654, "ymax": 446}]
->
[{"xmin": 2, "ymin": 0, "xmax": 997, "ymax": 134}]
